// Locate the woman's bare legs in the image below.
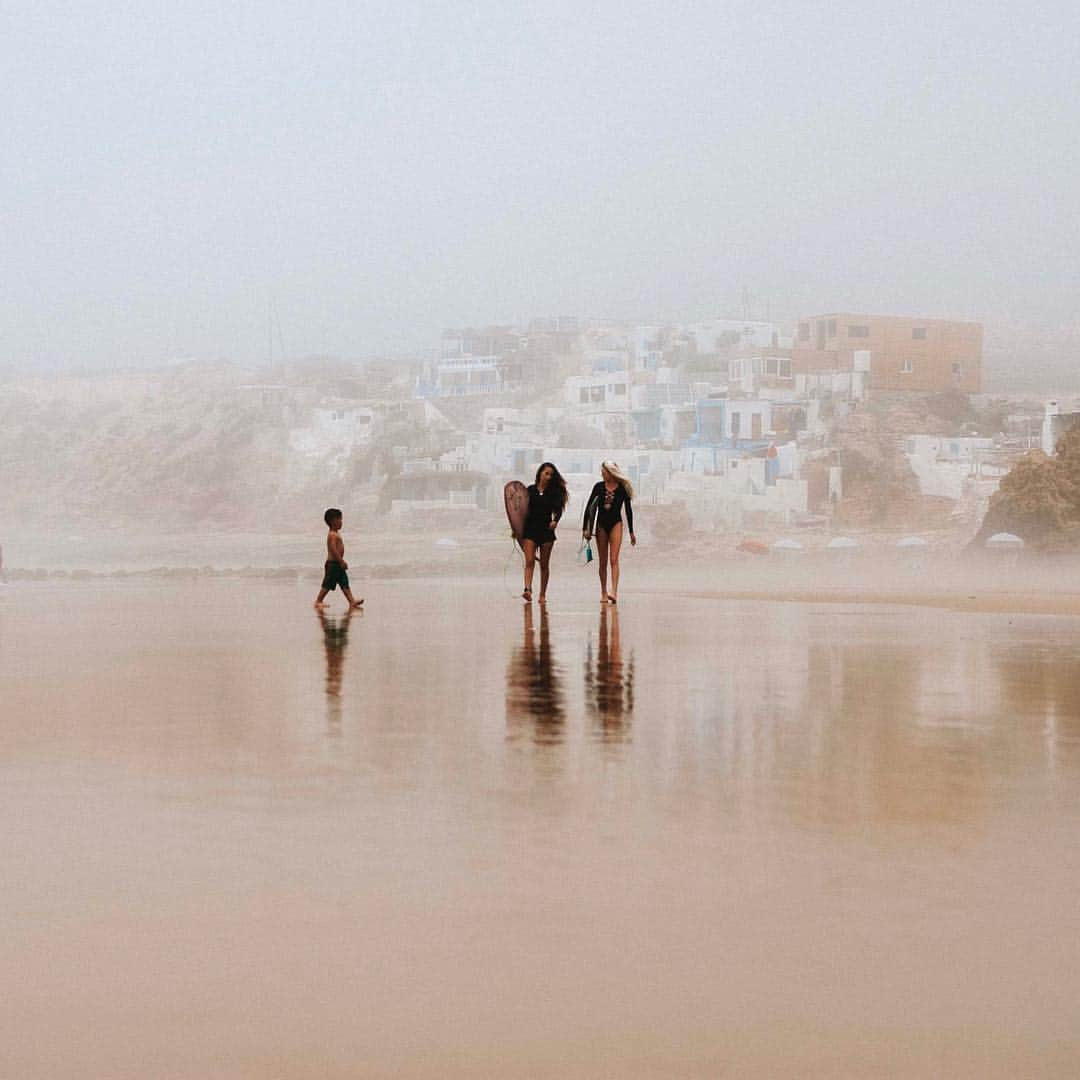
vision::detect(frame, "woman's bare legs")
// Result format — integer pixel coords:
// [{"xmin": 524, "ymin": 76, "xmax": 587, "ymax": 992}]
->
[
  {"xmin": 595, "ymin": 528, "xmax": 609, "ymax": 602},
  {"xmin": 522, "ymin": 539, "xmax": 537, "ymax": 599},
  {"xmin": 607, "ymin": 522, "xmax": 624, "ymax": 602},
  {"xmin": 537, "ymin": 541, "xmax": 553, "ymax": 602}
]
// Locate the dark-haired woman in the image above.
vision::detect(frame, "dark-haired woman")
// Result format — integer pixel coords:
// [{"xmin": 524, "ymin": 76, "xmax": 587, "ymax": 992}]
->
[
  {"xmin": 582, "ymin": 460, "xmax": 636, "ymax": 604},
  {"xmin": 521, "ymin": 461, "xmax": 568, "ymax": 604}
]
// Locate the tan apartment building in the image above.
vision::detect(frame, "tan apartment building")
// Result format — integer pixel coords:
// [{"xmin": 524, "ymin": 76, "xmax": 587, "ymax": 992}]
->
[{"xmin": 791, "ymin": 314, "xmax": 982, "ymax": 394}]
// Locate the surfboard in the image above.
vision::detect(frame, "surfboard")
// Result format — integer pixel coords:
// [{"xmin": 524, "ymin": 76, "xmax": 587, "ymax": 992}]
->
[{"xmin": 503, "ymin": 480, "xmax": 529, "ymax": 544}]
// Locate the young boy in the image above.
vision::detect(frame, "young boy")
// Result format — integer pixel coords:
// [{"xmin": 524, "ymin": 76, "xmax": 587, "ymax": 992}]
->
[{"xmin": 314, "ymin": 508, "xmax": 364, "ymax": 610}]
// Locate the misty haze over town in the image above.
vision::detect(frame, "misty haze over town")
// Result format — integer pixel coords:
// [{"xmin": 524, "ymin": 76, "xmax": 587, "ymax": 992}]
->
[
  {"xmin": 4, "ymin": 4, "xmax": 1080, "ymax": 1079},
  {"xmin": 3, "ymin": 1, "xmax": 1080, "ymax": 571}
]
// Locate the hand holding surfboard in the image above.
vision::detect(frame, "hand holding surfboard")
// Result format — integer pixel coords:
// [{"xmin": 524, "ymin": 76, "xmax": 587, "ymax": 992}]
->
[{"xmin": 503, "ymin": 481, "xmax": 529, "ymax": 546}]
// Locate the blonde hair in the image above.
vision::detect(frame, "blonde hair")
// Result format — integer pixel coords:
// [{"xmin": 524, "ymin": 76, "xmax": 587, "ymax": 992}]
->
[{"xmin": 601, "ymin": 460, "xmax": 634, "ymax": 499}]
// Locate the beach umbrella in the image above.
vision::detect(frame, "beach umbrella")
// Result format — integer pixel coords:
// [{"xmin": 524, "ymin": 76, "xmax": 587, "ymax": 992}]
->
[
  {"xmin": 985, "ymin": 532, "xmax": 1024, "ymax": 548},
  {"xmin": 772, "ymin": 538, "xmax": 803, "ymax": 551},
  {"xmin": 826, "ymin": 536, "xmax": 859, "ymax": 549},
  {"xmin": 896, "ymin": 536, "xmax": 928, "ymax": 548}
]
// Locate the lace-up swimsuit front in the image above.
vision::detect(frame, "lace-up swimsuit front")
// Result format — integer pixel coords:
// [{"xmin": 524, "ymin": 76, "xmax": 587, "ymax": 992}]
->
[{"xmin": 585, "ymin": 481, "xmax": 634, "ymax": 535}]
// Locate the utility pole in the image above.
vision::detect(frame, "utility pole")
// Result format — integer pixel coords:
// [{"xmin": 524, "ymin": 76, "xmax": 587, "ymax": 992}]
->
[{"xmin": 267, "ymin": 295, "xmax": 274, "ymax": 371}]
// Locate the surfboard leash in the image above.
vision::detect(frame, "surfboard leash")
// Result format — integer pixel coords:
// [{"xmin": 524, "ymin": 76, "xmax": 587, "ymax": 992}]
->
[{"xmin": 502, "ymin": 531, "xmax": 525, "ymax": 598}]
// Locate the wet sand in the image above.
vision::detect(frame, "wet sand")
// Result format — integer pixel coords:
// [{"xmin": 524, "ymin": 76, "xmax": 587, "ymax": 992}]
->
[{"xmin": 3, "ymin": 578, "xmax": 1080, "ymax": 1078}]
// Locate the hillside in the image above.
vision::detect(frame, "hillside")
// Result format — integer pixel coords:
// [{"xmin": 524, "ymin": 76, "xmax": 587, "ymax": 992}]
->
[{"xmin": 0, "ymin": 367, "xmax": 364, "ymax": 533}]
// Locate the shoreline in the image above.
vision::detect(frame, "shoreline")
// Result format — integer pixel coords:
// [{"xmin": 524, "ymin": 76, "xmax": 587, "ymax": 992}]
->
[
  {"xmin": 7, "ymin": 566, "xmax": 1080, "ymax": 617},
  {"xmin": 638, "ymin": 583, "xmax": 1080, "ymax": 617}
]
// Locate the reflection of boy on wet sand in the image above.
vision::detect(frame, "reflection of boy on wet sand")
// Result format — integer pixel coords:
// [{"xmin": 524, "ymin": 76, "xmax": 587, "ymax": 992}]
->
[
  {"xmin": 314, "ymin": 508, "xmax": 364, "ymax": 610},
  {"xmin": 318, "ymin": 607, "xmax": 354, "ymax": 700}
]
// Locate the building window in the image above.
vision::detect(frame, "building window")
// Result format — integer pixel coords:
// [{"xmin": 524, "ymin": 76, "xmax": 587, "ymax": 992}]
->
[
  {"xmin": 912, "ymin": 327, "xmax": 927, "ymax": 340},
  {"xmin": 827, "ymin": 319, "xmax": 837, "ymax": 336},
  {"xmin": 613, "ymin": 383, "xmax": 627, "ymax": 395},
  {"xmin": 848, "ymin": 325, "xmax": 870, "ymax": 338},
  {"xmin": 798, "ymin": 322, "xmax": 810, "ymax": 341},
  {"xmin": 579, "ymin": 389, "xmax": 589, "ymax": 404},
  {"xmin": 952, "ymin": 361, "xmax": 962, "ymax": 376},
  {"xmin": 901, "ymin": 358, "xmax": 914, "ymax": 374}
]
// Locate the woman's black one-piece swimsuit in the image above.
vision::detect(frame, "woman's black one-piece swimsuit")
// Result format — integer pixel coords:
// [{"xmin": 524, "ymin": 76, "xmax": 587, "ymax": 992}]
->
[
  {"xmin": 584, "ymin": 481, "xmax": 634, "ymax": 534},
  {"xmin": 523, "ymin": 484, "xmax": 562, "ymax": 545}
]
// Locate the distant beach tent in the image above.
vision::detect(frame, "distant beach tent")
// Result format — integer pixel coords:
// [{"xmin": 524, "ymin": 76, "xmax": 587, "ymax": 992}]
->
[
  {"xmin": 985, "ymin": 532, "xmax": 1024, "ymax": 548},
  {"xmin": 737, "ymin": 539, "xmax": 769, "ymax": 555},
  {"xmin": 896, "ymin": 536, "xmax": 929, "ymax": 548},
  {"xmin": 435, "ymin": 537, "xmax": 458, "ymax": 548},
  {"xmin": 826, "ymin": 536, "xmax": 859, "ymax": 549},
  {"xmin": 772, "ymin": 538, "xmax": 804, "ymax": 551}
]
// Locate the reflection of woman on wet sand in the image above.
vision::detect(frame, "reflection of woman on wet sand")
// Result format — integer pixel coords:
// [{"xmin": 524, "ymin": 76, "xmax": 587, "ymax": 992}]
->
[
  {"xmin": 506, "ymin": 604, "xmax": 564, "ymax": 742},
  {"xmin": 584, "ymin": 604, "xmax": 633, "ymax": 739},
  {"xmin": 521, "ymin": 462, "xmax": 568, "ymax": 604},
  {"xmin": 582, "ymin": 461, "xmax": 636, "ymax": 604}
]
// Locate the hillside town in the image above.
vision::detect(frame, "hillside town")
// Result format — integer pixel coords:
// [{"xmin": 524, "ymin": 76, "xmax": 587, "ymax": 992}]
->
[{"xmin": 1, "ymin": 309, "xmax": 1075, "ymax": 567}]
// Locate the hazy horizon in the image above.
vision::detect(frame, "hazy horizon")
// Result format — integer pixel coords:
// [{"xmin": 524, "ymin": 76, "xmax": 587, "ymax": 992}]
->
[{"xmin": 3, "ymin": 1, "xmax": 1078, "ymax": 371}]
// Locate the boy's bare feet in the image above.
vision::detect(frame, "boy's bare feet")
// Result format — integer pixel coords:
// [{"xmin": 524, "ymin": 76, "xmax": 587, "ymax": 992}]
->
[
  {"xmin": 314, "ymin": 601, "xmax": 328, "ymax": 609},
  {"xmin": 351, "ymin": 600, "xmax": 364, "ymax": 608}
]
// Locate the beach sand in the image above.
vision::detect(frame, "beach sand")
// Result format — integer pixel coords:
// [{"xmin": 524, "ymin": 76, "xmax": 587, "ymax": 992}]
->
[{"xmin": 2, "ymin": 578, "xmax": 1079, "ymax": 1077}]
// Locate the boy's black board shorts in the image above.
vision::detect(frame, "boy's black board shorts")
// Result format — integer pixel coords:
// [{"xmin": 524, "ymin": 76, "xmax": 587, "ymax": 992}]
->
[{"xmin": 321, "ymin": 561, "xmax": 350, "ymax": 591}]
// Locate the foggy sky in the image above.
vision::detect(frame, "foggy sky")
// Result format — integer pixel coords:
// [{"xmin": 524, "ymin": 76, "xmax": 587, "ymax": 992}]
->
[{"xmin": 2, "ymin": 0, "xmax": 1078, "ymax": 369}]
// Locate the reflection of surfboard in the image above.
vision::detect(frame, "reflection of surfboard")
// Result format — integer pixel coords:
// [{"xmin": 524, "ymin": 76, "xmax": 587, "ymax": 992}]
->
[{"xmin": 504, "ymin": 481, "xmax": 529, "ymax": 544}]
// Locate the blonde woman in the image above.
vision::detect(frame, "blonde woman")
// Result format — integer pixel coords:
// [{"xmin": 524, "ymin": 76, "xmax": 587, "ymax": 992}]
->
[{"xmin": 582, "ymin": 461, "xmax": 636, "ymax": 604}]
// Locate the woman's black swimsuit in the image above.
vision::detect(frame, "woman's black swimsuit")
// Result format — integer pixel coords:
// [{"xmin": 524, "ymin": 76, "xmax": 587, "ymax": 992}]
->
[
  {"xmin": 584, "ymin": 481, "xmax": 634, "ymax": 535},
  {"xmin": 523, "ymin": 483, "xmax": 563, "ymax": 545}
]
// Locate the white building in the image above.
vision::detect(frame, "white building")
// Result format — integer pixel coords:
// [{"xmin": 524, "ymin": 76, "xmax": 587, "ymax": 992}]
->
[
  {"xmin": 662, "ymin": 461, "xmax": 807, "ymax": 528},
  {"xmin": 289, "ymin": 404, "xmax": 380, "ymax": 456},
  {"xmin": 433, "ymin": 354, "xmax": 503, "ymax": 396},
  {"xmin": 904, "ymin": 435, "xmax": 1003, "ymax": 500},
  {"xmin": 630, "ymin": 382, "xmax": 693, "ymax": 409},
  {"xmin": 1041, "ymin": 400, "xmax": 1080, "ymax": 455},
  {"xmin": 631, "ymin": 325, "xmax": 665, "ymax": 372},
  {"xmin": 565, "ymin": 371, "xmax": 631, "ymax": 411},
  {"xmin": 728, "ymin": 355, "xmax": 794, "ymax": 397},
  {"xmin": 794, "ymin": 352, "xmax": 871, "ymax": 404},
  {"xmin": 686, "ymin": 319, "xmax": 786, "ymax": 354},
  {"xmin": 692, "ymin": 397, "xmax": 774, "ymax": 443},
  {"xmin": 481, "ymin": 406, "xmax": 561, "ymax": 438}
]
